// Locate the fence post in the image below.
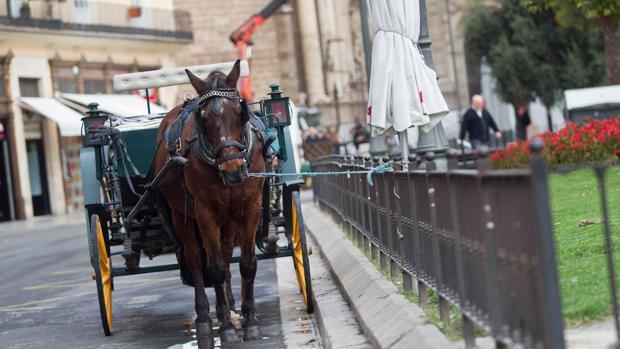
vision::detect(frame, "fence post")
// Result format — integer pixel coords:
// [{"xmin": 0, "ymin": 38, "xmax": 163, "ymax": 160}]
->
[
  {"xmin": 391, "ymin": 156, "xmax": 403, "ymax": 281},
  {"xmin": 396, "ymin": 154, "xmax": 415, "ymax": 293},
  {"xmin": 426, "ymin": 152, "xmax": 451, "ymax": 323},
  {"xmin": 529, "ymin": 139, "xmax": 565, "ymax": 349},
  {"xmin": 595, "ymin": 165, "xmax": 620, "ymax": 348},
  {"xmin": 363, "ymin": 156, "xmax": 372, "ymax": 254},
  {"xmin": 401, "ymin": 154, "xmax": 417, "ymax": 295},
  {"xmin": 411, "ymin": 153, "xmax": 428, "ymax": 307},
  {"xmin": 371, "ymin": 157, "xmax": 380, "ymax": 262},
  {"xmin": 356, "ymin": 156, "xmax": 365, "ymax": 249},
  {"xmin": 475, "ymin": 146, "xmax": 504, "ymax": 346},
  {"xmin": 446, "ymin": 149, "xmax": 477, "ymax": 348},
  {"xmin": 379, "ymin": 156, "xmax": 391, "ymax": 275}
]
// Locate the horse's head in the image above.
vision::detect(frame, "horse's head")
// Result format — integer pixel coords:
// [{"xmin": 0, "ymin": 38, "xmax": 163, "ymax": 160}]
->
[{"xmin": 185, "ymin": 60, "xmax": 251, "ymax": 185}]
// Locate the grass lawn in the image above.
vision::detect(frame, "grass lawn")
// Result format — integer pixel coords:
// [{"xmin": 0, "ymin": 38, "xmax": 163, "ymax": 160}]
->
[{"xmin": 549, "ymin": 165, "xmax": 620, "ymax": 326}]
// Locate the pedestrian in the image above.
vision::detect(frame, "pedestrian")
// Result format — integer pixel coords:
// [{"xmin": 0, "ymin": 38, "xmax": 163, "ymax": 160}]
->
[
  {"xmin": 350, "ymin": 118, "xmax": 370, "ymax": 150},
  {"xmin": 459, "ymin": 95, "xmax": 502, "ymax": 149},
  {"xmin": 516, "ymin": 105, "xmax": 531, "ymax": 141}
]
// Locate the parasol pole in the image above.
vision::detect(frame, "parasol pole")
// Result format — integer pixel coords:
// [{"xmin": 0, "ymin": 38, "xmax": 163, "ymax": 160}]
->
[{"xmin": 398, "ymin": 131, "xmax": 409, "ymax": 170}]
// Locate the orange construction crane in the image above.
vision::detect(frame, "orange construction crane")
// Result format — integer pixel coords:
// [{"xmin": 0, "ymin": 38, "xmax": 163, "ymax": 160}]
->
[{"xmin": 230, "ymin": 0, "xmax": 288, "ymax": 101}]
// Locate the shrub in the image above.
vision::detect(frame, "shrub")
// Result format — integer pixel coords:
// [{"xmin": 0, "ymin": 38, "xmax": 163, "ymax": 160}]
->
[{"xmin": 490, "ymin": 117, "xmax": 620, "ymax": 169}]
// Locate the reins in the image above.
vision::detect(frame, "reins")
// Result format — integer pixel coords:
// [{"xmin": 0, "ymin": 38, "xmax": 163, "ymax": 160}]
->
[{"xmin": 247, "ymin": 161, "xmax": 394, "ymax": 186}]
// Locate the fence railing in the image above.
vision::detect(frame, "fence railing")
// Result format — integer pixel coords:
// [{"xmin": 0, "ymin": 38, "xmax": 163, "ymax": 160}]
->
[{"xmin": 310, "ymin": 141, "xmax": 565, "ymax": 349}]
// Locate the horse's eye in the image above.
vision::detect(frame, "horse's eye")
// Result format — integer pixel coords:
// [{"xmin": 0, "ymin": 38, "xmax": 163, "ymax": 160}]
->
[{"xmin": 200, "ymin": 110, "xmax": 206, "ymax": 119}]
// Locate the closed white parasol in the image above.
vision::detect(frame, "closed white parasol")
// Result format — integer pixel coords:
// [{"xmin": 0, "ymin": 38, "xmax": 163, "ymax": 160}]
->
[{"xmin": 366, "ymin": 0, "xmax": 449, "ymax": 139}]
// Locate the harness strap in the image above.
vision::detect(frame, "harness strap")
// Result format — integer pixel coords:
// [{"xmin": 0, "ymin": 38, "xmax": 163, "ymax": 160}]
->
[{"xmin": 88, "ymin": 124, "xmax": 142, "ymax": 196}]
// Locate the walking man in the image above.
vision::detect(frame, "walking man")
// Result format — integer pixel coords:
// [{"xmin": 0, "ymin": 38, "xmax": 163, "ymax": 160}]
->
[{"xmin": 459, "ymin": 95, "xmax": 502, "ymax": 149}]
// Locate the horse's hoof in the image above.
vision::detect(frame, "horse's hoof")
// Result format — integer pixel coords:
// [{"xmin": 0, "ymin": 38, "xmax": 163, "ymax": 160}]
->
[
  {"xmin": 197, "ymin": 336, "xmax": 214, "ymax": 349},
  {"xmin": 195, "ymin": 321, "xmax": 213, "ymax": 338},
  {"xmin": 230, "ymin": 311, "xmax": 242, "ymax": 330},
  {"xmin": 243, "ymin": 325, "xmax": 262, "ymax": 341},
  {"xmin": 219, "ymin": 327, "xmax": 240, "ymax": 343}
]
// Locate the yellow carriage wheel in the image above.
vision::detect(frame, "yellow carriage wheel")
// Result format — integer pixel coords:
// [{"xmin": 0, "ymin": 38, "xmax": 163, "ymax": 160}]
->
[
  {"xmin": 291, "ymin": 191, "xmax": 314, "ymax": 313},
  {"xmin": 91, "ymin": 214, "xmax": 113, "ymax": 336}
]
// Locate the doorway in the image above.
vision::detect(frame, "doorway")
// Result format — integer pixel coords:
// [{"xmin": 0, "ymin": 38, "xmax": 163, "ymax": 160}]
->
[
  {"xmin": 0, "ymin": 118, "xmax": 15, "ymax": 221},
  {"xmin": 19, "ymin": 78, "xmax": 51, "ymax": 216},
  {"xmin": 26, "ymin": 139, "xmax": 50, "ymax": 216}
]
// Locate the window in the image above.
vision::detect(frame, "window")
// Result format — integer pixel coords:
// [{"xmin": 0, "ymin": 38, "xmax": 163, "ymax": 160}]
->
[
  {"xmin": 84, "ymin": 80, "xmax": 105, "ymax": 94},
  {"xmin": 19, "ymin": 78, "xmax": 40, "ymax": 97},
  {"xmin": 57, "ymin": 79, "xmax": 78, "ymax": 93},
  {"xmin": 0, "ymin": 80, "xmax": 5, "ymax": 97},
  {"xmin": 74, "ymin": 0, "xmax": 88, "ymax": 8}
]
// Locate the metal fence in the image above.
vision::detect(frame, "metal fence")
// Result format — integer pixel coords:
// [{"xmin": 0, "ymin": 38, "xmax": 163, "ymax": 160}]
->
[{"xmin": 311, "ymin": 141, "xmax": 565, "ymax": 349}]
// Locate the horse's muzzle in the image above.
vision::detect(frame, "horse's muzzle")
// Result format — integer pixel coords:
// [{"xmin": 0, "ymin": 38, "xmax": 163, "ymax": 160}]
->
[{"xmin": 219, "ymin": 161, "xmax": 248, "ymax": 186}]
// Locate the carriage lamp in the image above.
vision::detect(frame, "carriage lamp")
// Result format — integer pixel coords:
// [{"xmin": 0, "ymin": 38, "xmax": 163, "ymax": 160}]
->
[
  {"xmin": 82, "ymin": 102, "xmax": 109, "ymax": 146},
  {"xmin": 263, "ymin": 84, "xmax": 291, "ymax": 128},
  {"xmin": 262, "ymin": 84, "xmax": 291, "ymax": 162}
]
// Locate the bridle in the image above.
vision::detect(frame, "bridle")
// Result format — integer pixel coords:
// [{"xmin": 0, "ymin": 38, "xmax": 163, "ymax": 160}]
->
[{"xmin": 184, "ymin": 85, "xmax": 255, "ymax": 176}]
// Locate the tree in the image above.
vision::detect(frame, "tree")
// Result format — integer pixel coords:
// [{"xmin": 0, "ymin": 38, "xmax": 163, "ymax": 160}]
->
[
  {"xmin": 465, "ymin": 0, "xmax": 606, "ymax": 131},
  {"xmin": 522, "ymin": 0, "xmax": 620, "ymax": 84}
]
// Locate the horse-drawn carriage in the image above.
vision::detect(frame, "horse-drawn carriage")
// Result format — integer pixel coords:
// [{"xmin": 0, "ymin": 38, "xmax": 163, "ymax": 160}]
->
[{"xmin": 80, "ymin": 60, "xmax": 313, "ymax": 343}]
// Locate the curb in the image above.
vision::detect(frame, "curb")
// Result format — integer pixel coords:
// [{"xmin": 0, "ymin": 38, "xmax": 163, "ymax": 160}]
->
[
  {"xmin": 303, "ymin": 201, "xmax": 457, "ymax": 349},
  {"xmin": 306, "ymin": 232, "xmax": 373, "ymax": 349}
]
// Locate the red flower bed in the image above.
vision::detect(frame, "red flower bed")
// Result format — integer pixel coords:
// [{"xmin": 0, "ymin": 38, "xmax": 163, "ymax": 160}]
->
[{"xmin": 490, "ymin": 117, "xmax": 620, "ymax": 169}]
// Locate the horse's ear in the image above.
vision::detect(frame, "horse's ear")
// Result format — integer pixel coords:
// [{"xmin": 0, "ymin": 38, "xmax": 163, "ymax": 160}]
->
[
  {"xmin": 226, "ymin": 59, "xmax": 241, "ymax": 88},
  {"xmin": 185, "ymin": 69, "xmax": 207, "ymax": 94}
]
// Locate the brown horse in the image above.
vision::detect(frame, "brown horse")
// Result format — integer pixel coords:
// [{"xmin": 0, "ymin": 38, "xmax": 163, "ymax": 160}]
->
[{"xmin": 153, "ymin": 60, "xmax": 265, "ymax": 346}]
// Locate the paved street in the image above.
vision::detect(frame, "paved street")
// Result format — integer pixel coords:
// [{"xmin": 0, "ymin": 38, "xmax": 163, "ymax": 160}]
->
[{"xmin": 0, "ymin": 215, "xmax": 322, "ymax": 349}]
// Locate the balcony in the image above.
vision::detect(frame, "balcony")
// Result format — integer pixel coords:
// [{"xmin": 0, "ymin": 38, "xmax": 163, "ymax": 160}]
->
[{"xmin": 0, "ymin": 0, "xmax": 192, "ymax": 42}]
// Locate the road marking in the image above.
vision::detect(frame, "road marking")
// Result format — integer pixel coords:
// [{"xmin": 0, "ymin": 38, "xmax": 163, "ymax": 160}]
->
[
  {"xmin": 52, "ymin": 267, "xmax": 91, "ymax": 276},
  {"xmin": 22, "ymin": 279, "xmax": 88, "ymax": 290},
  {"xmin": 0, "ymin": 291, "xmax": 94, "ymax": 313}
]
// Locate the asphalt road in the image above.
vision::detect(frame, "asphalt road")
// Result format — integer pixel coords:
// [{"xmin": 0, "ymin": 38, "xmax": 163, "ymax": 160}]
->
[{"xmin": 0, "ymin": 216, "xmax": 317, "ymax": 349}]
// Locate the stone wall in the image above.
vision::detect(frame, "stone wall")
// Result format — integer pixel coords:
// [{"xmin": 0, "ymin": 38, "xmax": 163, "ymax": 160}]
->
[
  {"xmin": 172, "ymin": 0, "xmax": 302, "ymax": 103},
  {"xmin": 171, "ymin": 0, "xmax": 473, "ymax": 135}
]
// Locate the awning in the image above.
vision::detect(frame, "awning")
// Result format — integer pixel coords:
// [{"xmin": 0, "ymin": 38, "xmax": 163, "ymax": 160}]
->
[
  {"xmin": 58, "ymin": 93, "xmax": 167, "ymax": 116},
  {"xmin": 367, "ymin": 0, "xmax": 449, "ymax": 136},
  {"xmin": 564, "ymin": 85, "xmax": 620, "ymax": 111},
  {"xmin": 19, "ymin": 97, "xmax": 84, "ymax": 137}
]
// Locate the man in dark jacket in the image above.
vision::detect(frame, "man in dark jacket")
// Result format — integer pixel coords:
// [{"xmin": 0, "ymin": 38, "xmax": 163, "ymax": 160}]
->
[{"xmin": 459, "ymin": 95, "xmax": 502, "ymax": 149}]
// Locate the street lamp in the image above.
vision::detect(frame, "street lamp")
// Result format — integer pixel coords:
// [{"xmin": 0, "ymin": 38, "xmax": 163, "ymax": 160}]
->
[{"xmin": 414, "ymin": 0, "xmax": 450, "ymax": 158}]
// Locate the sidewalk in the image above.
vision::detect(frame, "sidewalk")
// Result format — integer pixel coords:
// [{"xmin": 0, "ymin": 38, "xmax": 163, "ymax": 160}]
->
[
  {"xmin": 0, "ymin": 212, "xmax": 84, "ymax": 235},
  {"xmin": 301, "ymin": 191, "xmax": 456, "ymax": 349},
  {"xmin": 566, "ymin": 319, "xmax": 618, "ymax": 349}
]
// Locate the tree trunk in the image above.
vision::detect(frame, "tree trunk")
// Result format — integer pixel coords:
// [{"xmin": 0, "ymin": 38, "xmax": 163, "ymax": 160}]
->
[
  {"xmin": 546, "ymin": 109, "xmax": 553, "ymax": 133},
  {"xmin": 602, "ymin": 19, "xmax": 620, "ymax": 85}
]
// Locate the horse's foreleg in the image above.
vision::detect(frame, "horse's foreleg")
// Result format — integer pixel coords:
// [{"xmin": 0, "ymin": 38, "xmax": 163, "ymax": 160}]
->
[
  {"xmin": 236, "ymin": 205, "xmax": 262, "ymax": 341},
  {"xmin": 194, "ymin": 208, "xmax": 239, "ymax": 343},
  {"xmin": 220, "ymin": 233, "xmax": 236, "ymax": 313},
  {"xmin": 170, "ymin": 212, "xmax": 213, "ymax": 348}
]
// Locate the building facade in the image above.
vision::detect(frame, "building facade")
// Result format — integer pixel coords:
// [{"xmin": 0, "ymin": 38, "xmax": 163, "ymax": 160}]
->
[
  {"xmin": 171, "ymin": 0, "xmax": 471, "ymax": 138},
  {"xmin": 0, "ymin": 0, "xmax": 192, "ymax": 220}
]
